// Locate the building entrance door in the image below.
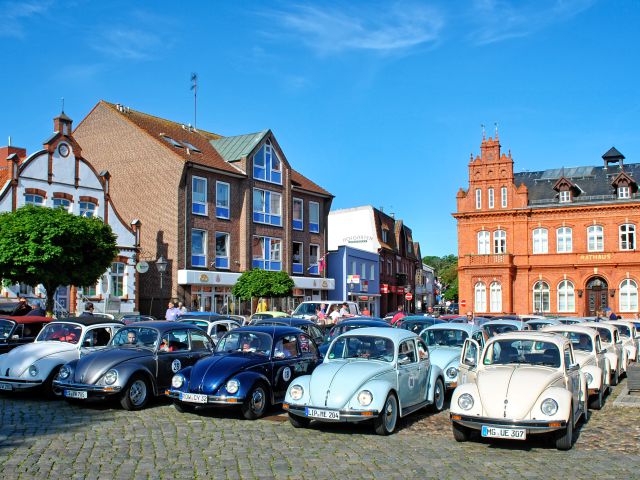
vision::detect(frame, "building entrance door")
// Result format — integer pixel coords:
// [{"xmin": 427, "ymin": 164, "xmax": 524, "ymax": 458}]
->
[
  {"xmin": 586, "ymin": 277, "xmax": 608, "ymax": 316},
  {"xmin": 191, "ymin": 286, "xmax": 213, "ymax": 312}
]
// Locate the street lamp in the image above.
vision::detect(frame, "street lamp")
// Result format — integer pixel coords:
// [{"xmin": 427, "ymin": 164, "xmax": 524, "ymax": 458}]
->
[{"xmin": 156, "ymin": 256, "xmax": 168, "ymax": 290}]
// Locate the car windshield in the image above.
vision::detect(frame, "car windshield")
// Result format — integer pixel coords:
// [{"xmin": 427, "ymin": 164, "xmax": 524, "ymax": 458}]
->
[
  {"xmin": 0, "ymin": 319, "xmax": 15, "ymax": 339},
  {"xmin": 421, "ymin": 329, "xmax": 468, "ymax": 348},
  {"xmin": 557, "ymin": 332, "xmax": 593, "ymax": 352},
  {"xmin": 111, "ymin": 327, "xmax": 159, "ymax": 349},
  {"xmin": 595, "ymin": 328, "xmax": 612, "ymax": 343},
  {"xmin": 402, "ymin": 321, "xmax": 435, "ymax": 334},
  {"xmin": 327, "ymin": 335, "xmax": 394, "ymax": 362},
  {"xmin": 483, "ymin": 339, "xmax": 561, "ymax": 368},
  {"xmin": 292, "ymin": 303, "xmax": 322, "ymax": 316},
  {"xmin": 215, "ymin": 332, "xmax": 272, "ymax": 356},
  {"xmin": 37, "ymin": 322, "xmax": 83, "ymax": 344},
  {"xmin": 560, "ymin": 319, "xmax": 579, "ymax": 325},
  {"xmin": 179, "ymin": 319, "xmax": 209, "ymax": 328},
  {"xmin": 616, "ymin": 325, "xmax": 631, "ymax": 337},
  {"xmin": 484, "ymin": 324, "xmax": 518, "ymax": 337}
]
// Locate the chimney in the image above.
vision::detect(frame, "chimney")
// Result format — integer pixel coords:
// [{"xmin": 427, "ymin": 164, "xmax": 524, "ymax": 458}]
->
[
  {"xmin": 53, "ymin": 111, "xmax": 73, "ymax": 136},
  {"xmin": 0, "ymin": 145, "xmax": 27, "ymax": 180}
]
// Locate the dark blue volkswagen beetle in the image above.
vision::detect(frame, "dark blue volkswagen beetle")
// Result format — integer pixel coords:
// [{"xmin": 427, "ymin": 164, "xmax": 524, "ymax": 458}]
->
[{"xmin": 167, "ymin": 326, "xmax": 320, "ymax": 419}]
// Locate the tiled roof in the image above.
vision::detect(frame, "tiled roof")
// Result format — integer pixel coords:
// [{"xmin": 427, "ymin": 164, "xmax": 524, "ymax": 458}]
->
[
  {"xmin": 211, "ymin": 131, "xmax": 268, "ymax": 163},
  {"xmin": 0, "ymin": 167, "xmax": 9, "ymax": 188},
  {"xmin": 291, "ymin": 169, "xmax": 332, "ymax": 197}
]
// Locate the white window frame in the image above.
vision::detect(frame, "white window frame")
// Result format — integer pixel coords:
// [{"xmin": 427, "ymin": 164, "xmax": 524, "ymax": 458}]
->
[
  {"xmin": 110, "ymin": 262, "xmax": 125, "ymax": 297},
  {"xmin": 619, "ymin": 279, "xmax": 638, "ymax": 312},
  {"xmin": 215, "ymin": 181, "xmax": 230, "ymax": 219},
  {"xmin": 309, "ymin": 201, "xmax": 320, "ymax": 233},
  {"xmin": 477, "ymin": 231, "xmax": 490, "ymax": 255},
  {"xmin": 587, "ymin": 225, "xmax": 604, "ymax": 252},
  {"xmin": 556, "ymin": 227, "xmax": 572, "ymax": 253},
  {"xmin": 558, "ymin": 190, "xmax": 571, "ymax": 203},
  {"xmin": 292, "ymin": 241, "xmax": 304, "ymax": 272},
  {"xmin": 619, "ymin": 224, "xmax": 636, "ymax": 251},
  {"xmin": 493, "ymin": 230, "xmax": 506, "ymax": 254},
  {"xmin": 24, "ymin": 194, "xmax": 45, "ymax": 206},
  {"xmin": 489, "ymin": 281, "xmax": 502, "ymax": 313},
  {"xmin": 79, "ymin": 201, "xmax": 97, "ymax": 218},
  {"xmin": 52, "ymin": 197, "xmax": 71, "ymax": 212},
  {"xmin": 533, "ymin": 281, "xmax": 550, "ymax": 313},
  {"xmin": 618, "ymin": 186, "xmax": 631, "ymax": 199},
  {"xmin": 192, "ymin": 176, "xmax": 208, "ymax": 216},
  {"xmin": 474, "ymin": 282, "xmax": 487, "ymax": 313},
  {"xmin": 501, "ymin": 186, "xmax": 507, "ymax": 208},
  {"xmin": 292, "ymin": 197, "xmax": 304, "ymax": 230},
  {"xmin": 475, "ymin": 188, "xmax": 482, "ymax": 209},
  {"xmin": 533, "ymin": 228, "xmax": 548, "ymax": 254},
  {"xmin": 557, "ymin": 280, "xmax": 575, "ymax": 313},
  {"xmin": 488, "ymin": 188, "xmax": 494, "ymax": 209}
]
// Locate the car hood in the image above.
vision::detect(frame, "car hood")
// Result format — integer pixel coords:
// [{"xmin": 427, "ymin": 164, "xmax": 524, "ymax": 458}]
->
[
  {"xmin": 308, "ymin": 360, "xmax": 394, "ymax": 409},
  {"xmin": 477, "ymin": 365, "xmax": 563, "ymax": 419},
  {"xmin": 187, "ymin": 353, "xmax": 266, "ymax": 394},
  {"xmin": 0, "ymin": 341, "xmax": 77, "ymax": 376},
  {"xmin": 428, "ymin": 346, "xmax": 461, "ymax": 369},
  {"xmin": 72, "ymin": 347, "xmax": 151, "ymax": 384},
  {"xmin": 573, "ymin": 351, "xmax": 594, "ymax": 367}
]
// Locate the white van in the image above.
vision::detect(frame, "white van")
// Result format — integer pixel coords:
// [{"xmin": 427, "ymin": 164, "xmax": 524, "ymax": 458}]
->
[{"xmin": 292, "ymin": 301, "xmax": 360, "ymax": 322}]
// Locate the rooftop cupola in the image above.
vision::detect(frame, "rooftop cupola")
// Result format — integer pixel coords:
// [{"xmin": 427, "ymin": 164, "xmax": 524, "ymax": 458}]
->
[
  {"xmin": 602, "ymin": 146, "xmax": 624, "ymax": 170},
  {"xmin": 53, "ymin": 111, "xmax": 73, "ymax": 136}
]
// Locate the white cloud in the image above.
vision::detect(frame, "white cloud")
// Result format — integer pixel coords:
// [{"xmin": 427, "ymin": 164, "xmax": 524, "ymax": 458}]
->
[
  {"xmin": 0, "ymin": 0, "xmax": 53, "ymax": 37},
  {"xmin": 90, "ymin": 28, "xmax": 164, "ymax": 61}
]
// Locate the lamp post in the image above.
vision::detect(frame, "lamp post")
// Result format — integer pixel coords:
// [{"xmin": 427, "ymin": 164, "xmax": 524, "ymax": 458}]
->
[{"xmin": 156, "ymin": 256, "xmax": 168, "ymax": 290}]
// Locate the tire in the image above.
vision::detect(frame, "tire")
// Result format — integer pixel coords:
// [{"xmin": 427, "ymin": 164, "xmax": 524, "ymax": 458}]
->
[
  {"xmin": 120, "ymin": 375, "xmax": 151, "ymax": 411},
  {"xmin": 288, "ymin": 413, "xmax": 311, "ymax": 428},
  {"xmin": 241, "ymin": 383, "xmax": 269, "ymax": 420},
  {"xmin": 611, "ymin": 369, "xmax": 619, "ymax": 387},
  {"xmin": 432, "ymin": 377, "xmax": 445, "ymax": 412},
  {"xmin": 555, "ymin": 406, "xmax": 574, "ymax": 451},
  {"xmin": 173, "ymin": 401, "xmax": 195, "ymax": 414},
  {"xmin": 452, "ymin": 422, "xmax": 470, "ymax": 442},
  {"xmin": 588, "ymin": 387, "xmax": 604, "ymax": 411},
  {"xmin": 373, "ymin": 393, "xmax": 398, "ymax": 435},
  {"xmin": 42, "ymin": 366, "xmax": 63, "ymax": 399}
]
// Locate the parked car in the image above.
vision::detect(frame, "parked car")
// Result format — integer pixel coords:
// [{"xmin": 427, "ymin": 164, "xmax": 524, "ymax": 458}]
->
[
  {"xmin": 252, "ymin": 318, "xmax": 324, "ymax": 346},
  {"xmin": 121, "ymin": 315, "xmax": 156, "ymax": 325},
  {"xmin": 0, "ymin": 316, "xmax": 51, "ymax": 354},
  {"xmin": 543, "ymin": 324, "xmax": 610, "ymax": 409},
  {"xmin": 481, "ymin": 319, "xmax": 530, "ymax": 337},
  {"xmin": 168, "ymin": 326, "xmax": 320, "ymax": 419},
  {"xmin": 0, "ymin": 302, "xmax": 21, "ymax": 315},
  {"xmin": 558, "ymin": 317, "xmax": 588, "ymax": 325},
  {"xmin": 395, "ymin": 316, "xmax": 446, "ymax": 334},
  {"xmin": 178, "ymin": 317, "xmax": 241, "ymax": 344},
  {"xmin": 283, "ymin": 327, "xmax": 446, "ymax": 435},
  {"xmin": 249, "ymin": 311, "xmax": 289, "ymax": 323},
  {"xmin": 53, "ymin": 322, "xmax": 214, "ymax": 410},
  {"xmin": 419, "ymin": 324, "xmax": 488, "ymax": 391},
  {"xmin": 605, "ymin": 320, "xmax": 638, "ymax": 362},
  {"xmin": 319, "ymin": 318, "xmax": 391, "ymax": 356},
  {"xmin": 582, "ymin": 322, "xmax": 626, "ymax": 385},
  {"xmin": 527, "ymin": 318, "xmax": 561, "ymax": 331},
  {"xmin": 0, "ymin": 318, "xmax": 123, "ymax": 395},
  {"xmin": 451, "ymin": 331, "xmax": 588, "ymax": 450},
  {"xmin": 292, "ymin": 301, "xmax": 360, "ymax": 323},
  {"xmin": 449, "ymin": 316, "xmax": 492, "ymax": 326}
]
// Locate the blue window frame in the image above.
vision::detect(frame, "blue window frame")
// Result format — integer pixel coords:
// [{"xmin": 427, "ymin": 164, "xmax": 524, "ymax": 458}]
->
[
  {"xmin": 216, "ymin": 181, "xmax": 230, "ymax": 219},
  {"xmin": 309, "ymin": 201, "xmax": 320, "ymax": 233},
  {"xmin": 292, "ymin": 197, "xmax": 303, "ymax": 231},
  {"xmin": 253, "ymin": 188, "xmax": 282, "ymax": 226},
  {"xmin": 215, "ymin": 232, "xmax": 229, "ymax": 269},
  {"xmin": 252, "ymin": 236, "xmax": 282, "ymax": 271},
  {"xmin": 309, "ymin": 244, "xmax": 319, "ymax": 275},
  {"xmin": 192, "ymin": 176, "xmax": 207, "ymax": 216},
  {"xmin": 292, "ymin": 241, "xmax": 303, "ymax": 274},
  {"xmin": 191, "ymin": 229, "xmax": 207, "ymax": 267},
  {"xmin": 252, "ymin": 140, "xmax": 282, "ymax": 184}
]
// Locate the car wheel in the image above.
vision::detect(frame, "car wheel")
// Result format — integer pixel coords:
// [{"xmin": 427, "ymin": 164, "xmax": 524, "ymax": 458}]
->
[
  {"xmin": 288, "ymin": 413, "xmax": 311, "ymax": 428},
  {"xmin": 120, "ymin": 375, "xmax": 150, "ymax": 411},
  {"xmin": 173, "ymin": 401, "xmax": 195, "ymax": 414},
  {"xmin": 555, "ymin": 406, "xmax": 574, "ymax": 451},
  {"xmin": 42, "ymin": 365, "xmax": 62, "ymax": 399},
  {"xmin": 241, "ymin": 383, "xmax": 269, "ymax": 420},
  {"xmin": 432, "ymin": 377, "xmax": 445, "ymax": 412},
  {"xmin": 588, "ymin": 387, "xmax": 604, "ymax": 411},
  {"xmin": 373, "ymin": 393, "xmax": 398, "ymax": 435},
  {"xmin": 452, "ymin": 422, "xmax": 470, "ymax": 442},
  {"xmin": 611, "ymin": 369, "xmax": 619, "ymax": 386}
]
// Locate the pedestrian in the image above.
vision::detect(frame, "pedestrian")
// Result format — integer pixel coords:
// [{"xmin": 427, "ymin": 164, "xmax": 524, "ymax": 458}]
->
[
  {"xmin": 177, "ymin": 301, "xmax": 188, "ymax": 314},
  {"xmin": 609, "ymin": 310, "xmax": 618, "ymax": 320},
  {"xmin": 362, "ymin": 306, "xmax": 371, "ymax": 316},
  {"xmin": 339, "ymin": 303, "xmax": 349, "ymax": 317},
  {"xmin": 391, "ymin": 305, "xmax": 406, "ymax": 325},
  {"xmin": 466, "ymin": 311, "xmax": 475, "ymax": 325},
  {"xmin": 80, "ymin": 302, "xmax": 95, "ymax": 317},
  {"xmin": 26, "ymin": 300, "xmax": 46, "ymax": 317},
  {"xmin": 165, "ymin": 301, "xmax": 180, "ymax": 321},
  {"xmin": 316, "ymin": 307, "xmax": 327, "ymax": 325},
  {"xmin": 329, "ymin": 305, "xmax": 341, "ymax": 324},
  {"xmin": 11, "ymin": 297, "xmax": 32, "ymax": 316}
]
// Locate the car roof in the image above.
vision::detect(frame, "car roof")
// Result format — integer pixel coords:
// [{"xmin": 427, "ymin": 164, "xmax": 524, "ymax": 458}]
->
[
  {"xmin": 52, "ymin": 317, "xmax": 124, "ymax": 327},
  {"xmin": 489, "ymin": 330, "xmax": 569, "ymax": 346},
  {"xmin": 582, "ymin": 322, "xmax": 617, "ymax": 331},
  {"xmin": 178, "ymin": 312, "xmax": 221, "ymax": 317},
  {"xmin": 126, "ymin": 321, "xmax": 204, "ymax": 333},
  {"xmin": 231, "ymin": 325, "xmax": 304, "ymax": 336},
  {"xmin": 483, "ymin": 319, "xmax": 527, "ymax": 327},
  {"xmin": 336, "ymin": 318, "xmax": 389, "ymax": 327},
  {"xmin": 425, "ymin": 323, "xmax": 480, "ymax": 333},
  {"xmin": 0, "ymin": 315, "xmax": 51, "ymax": 324},
  {"xmin": 542, "ymin": 324, "xmax": 599, "ymax": 337},
  {"xmin": 342, "ymin": 326, "xmax": 416, "ymax": 342},
  {"xmin": 605, "ymin": 320, "xmax": 635, "ymax": 327},
  {"xmin": 254, "ymin": 318, "xmax": 313, "ymax": 326},
  {"xmin": 528, "ymin": 318, "xmax": 561, "ymax": 324}
]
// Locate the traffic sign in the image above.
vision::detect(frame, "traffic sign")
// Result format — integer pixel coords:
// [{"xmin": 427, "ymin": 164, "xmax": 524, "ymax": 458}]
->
[
  {"xmin": 460, "ymin": 299, "xmax": 466, "ymax": 307},
  {"xmin": 405, "ymin": 292, "xmax": 413, "ymax": 301},
  {"xmin": 136, "ymin": 261, "xmax": 149, "ymax": 274}
]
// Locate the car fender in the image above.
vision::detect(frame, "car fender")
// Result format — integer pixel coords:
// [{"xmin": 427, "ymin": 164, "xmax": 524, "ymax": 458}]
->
[
  {"xmin": 582, "ymin": 364, "xmax": 603, "ymax": 391},
  {"xmin": 112, "ymin": 363, "xmax": 158, "ymax": 395},
  {"xmin": 343, "ymin": 378, "xmax": 394, "ymax": 412},
  {"xmin": 284, "ymin": 374, "xmax": 312, "ymax": 404},
  {"xmin": 29, "ymin": 355, "xmax": 71, "ymax": 382},
  {"xmin": 427, "ymin": 365, "xmax": 444, "ymax": 403},
  {"xmin": 605, "ymin": 351, "xmax": 618, "ymax": 371},
  {"xmin": 530, "ymin": 386, "xmax": 573, "ymax": 422},
  {"xmin": 449, "ymin": 383, "xmax": 482, "ymax": 417},
  {"xmin": 231, "ymin": 370, "xmax": 272, "ymax": 402}
]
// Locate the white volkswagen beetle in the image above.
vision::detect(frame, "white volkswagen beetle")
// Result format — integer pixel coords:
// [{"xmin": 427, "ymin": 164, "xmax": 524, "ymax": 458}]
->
[
  {"xmin": 0, "ymin": 318, "xmax": 123, "ymax": 395},
  {"xmin": 451, "ymin": 331, "xmax": 588, "ymax": 450},
  {"xmin": 605, "ymin": 320, "xmax": 638, "ymax": 363},
  {"xmin": 582, "ymin": 322, "xmax": 626, "ymax": 385}
]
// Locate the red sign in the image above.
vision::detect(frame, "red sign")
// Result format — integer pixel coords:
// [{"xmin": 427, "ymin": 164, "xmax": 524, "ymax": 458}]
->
[
  {"xmin": 397, "ymin": 287, "xmax": 405, "ymax": 295},
  {"xmin": 381, "ymin": 284, "xmax": 389, "ymax": 294},
  {"xmin": 405, "ymin": 292, "xmax": 413, "ymax": 301},
  {"xmin": 460, "ymin": 299, "xmax": 466, "ymax": 307},
  {"xmin": 390, "ymin": 286, "xmax": 397, "ymax": 293}
]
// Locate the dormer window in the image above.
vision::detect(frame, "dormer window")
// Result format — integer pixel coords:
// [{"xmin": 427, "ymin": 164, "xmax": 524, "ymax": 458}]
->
[
  {"xmin": 559, "ymin": 190, "xmax": 571, "ymax": 203},
  {"xmin": 553, "ymin": 176, "xmax": 579, "ymax": 204},
  {"xmin": 618, "ymin": 186, "xmax": 631, "ymax": 199},
  {"xmin": 382, "ymin": 229, "xmax": 389, "ymax": 243}
]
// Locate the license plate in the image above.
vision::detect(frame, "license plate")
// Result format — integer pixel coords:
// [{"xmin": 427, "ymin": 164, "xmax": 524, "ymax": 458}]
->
[
  {"xmin": 0, "ymin": 382, "xmax": 12, "ymax": 391},
  {"xmin": 179, "ymin": 392, "xmax": 208, "ymax": 404},
  {"xmin": 481, "ymin": 425, "xmax": 526, "ymax": 440},
  {"xmin": 64, "ymin": 390, "xmax": 88, "ymax": 399},
  {"xmin": 305, "ymin": 407, "xmax": 340, "ymax": 420}
]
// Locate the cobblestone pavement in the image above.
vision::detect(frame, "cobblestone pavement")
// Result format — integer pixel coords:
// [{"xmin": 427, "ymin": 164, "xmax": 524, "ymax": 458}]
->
[{"xmin": 0, "ymin": 380, "xmax": 638, "ymax": 479}]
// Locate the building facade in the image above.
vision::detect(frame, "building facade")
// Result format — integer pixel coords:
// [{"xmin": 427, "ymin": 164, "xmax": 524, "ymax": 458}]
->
[
  {"xmin": 415, "ymin": 262, "xmax": 435, "ymax": 312},
  {"xmin": 0, "ymin": 113, "xmax": 140, "ymax": 315},
  {"xmin": 455, "ymin": 135, "xmax": 640, "ymax": 317},
  {"xmin": 328, "ymin": 206, "xmax": 420, "ymax": 315},
  {"xmin": 326, "ymin": 245, "xmax": 380, "ymax": 316},
  {"xmin": 74, "ymin": 101, "xmax": 334, "ymax": 317}
]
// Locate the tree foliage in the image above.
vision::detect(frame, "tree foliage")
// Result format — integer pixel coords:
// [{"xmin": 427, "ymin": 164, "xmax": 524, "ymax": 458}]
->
[
  {"xmin": 423, "ymin": 254, "xmax": 458, "ymax": 302},
  {"xmin": 232, "ymin": 269, "xmax": 294, "ymax": 300},
  {"xmin": 0, "ymin": 206, "xmax": 119, "ymax": 312}
]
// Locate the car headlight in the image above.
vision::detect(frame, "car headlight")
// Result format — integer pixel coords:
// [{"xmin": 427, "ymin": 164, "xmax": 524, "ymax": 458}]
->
[
  {"xmin": 585, "ymin": 372, "xmax": 593, "ymax": 385},
  {"xmin": 290, "ymin": 384, "xmax": 304, "ymax": 401},
  {"xmin": 458, "ymin": 393, "xmax": 474, "ymax": 410},
  {"xmin": 446, "ymin": 367, "xmax": 458, "ymax": 379},
  {"xmin": 226, "ymin": 379, "xmax": 240, "ymax": 394},
  {"xmin": 58, "ymin": 365, "xmax": 71, "ymax": 380},
  {"xmin": 171, "ymin": 374, "xmax": 184, "ymax": 389},
  {"xmin": 28, "ymin": 365, "xmax": 38, "ymax": 377},
  {"xmin": 541, "ymin": 398, "xmax": 558, "ymax": 416},
  {"xmin": 357, "ymin": 390, "xmax": 373, "ymax": 406},
  {"xmin": 104, "ymin": 369, "xmax": 118, "ymax": 385}
]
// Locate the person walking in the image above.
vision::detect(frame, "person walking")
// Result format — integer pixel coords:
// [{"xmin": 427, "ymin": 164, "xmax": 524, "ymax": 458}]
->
[
  {"xmin": 177, "ymin": 302, "xmax": 188, "ymax": 314},
  {"xmin": 79, "ymin": 302, "xmax": 95, "ymax": 317},
  {"xmin": 329, "ymin": 305, "xmax": 341, "ymax": 324},
  {"xmin": 165, "ymin": 301, "xmax": 181, "ymax": 321},
  {"xmin": 26, "ymin": 300, "xmax": 46, "ymax": 317},
  {"xmin": 391, "ymin": 305, "xmax": 406, "ymax": 325},
  {"xmin": 11, "ymin": 297, "xmax": 32, "ymax": 316}
]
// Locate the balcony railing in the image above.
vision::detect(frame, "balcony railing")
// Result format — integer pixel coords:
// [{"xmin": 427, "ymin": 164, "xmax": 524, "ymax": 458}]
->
[{"xmin": 463, "ymin": 254, "xmax": 513, "ymax": 266}]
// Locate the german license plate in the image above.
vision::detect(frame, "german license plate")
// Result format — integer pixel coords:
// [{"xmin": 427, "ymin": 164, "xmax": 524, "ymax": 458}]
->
[
  {"xmin": 305, "ymin": 407, "xmax": 340, "ymax": 420},
  {"xmin": 0, "ymin": 382, "xmax": 12, "ymax": 391},
  {"xmin": 64, "ymin": 390, "xmax": 87, "ymax": 399},
  {"xmin": 481, "ymin": 425, "xmax": 526, "ymax": 440},
  {"xmin": 179, "ymin": 392, "xmax": 208, "ymax": 404}
]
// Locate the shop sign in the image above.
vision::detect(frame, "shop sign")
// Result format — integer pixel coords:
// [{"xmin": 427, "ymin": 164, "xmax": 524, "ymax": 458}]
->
[
  {"xmin": 397, "ymin": 287, "xmax": 405, "ymax": 295},
  {"xmin": 199, "ymin": 274, "xmax": 209, "ymax": 283},
  {"xmin": 390, "ymin": 286, "xmax": 397, "ymax": 293},
  {"xmin": 381, "ymin": 284, "xmax": 389, "ymax": 294},
  {"xmin": 359, "ymin": 296, "xmax": 369, "ymax": 301},
  {"xmin": 405, "ymin": 292, "xmax": 413, "ymax": 301},
  {"xmin": 347, "ymin": 274, "xmax": 361, "ymax": 284}
]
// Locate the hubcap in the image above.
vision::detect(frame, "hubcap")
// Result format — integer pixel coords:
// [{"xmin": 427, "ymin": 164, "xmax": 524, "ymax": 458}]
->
[
  {"xmin": 251, "ymin": 388, "xmax": 265, "ymax": 413},
  {"xmin": 129, "ymin": 380, "xmax": 147, "ymax": 406},
  {"xmin": 435, "ymin": 382, "xmax": 443, "ymax": 409},
  {"xmin": 384, "ymin": 397, "xmax": 396, "ymax": 431}
]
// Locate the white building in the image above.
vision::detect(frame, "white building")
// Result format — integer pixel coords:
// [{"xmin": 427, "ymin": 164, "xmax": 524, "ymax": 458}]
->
[{"xmin": 0, "ymin": 113, "xmax": 140, "ymax": 315}]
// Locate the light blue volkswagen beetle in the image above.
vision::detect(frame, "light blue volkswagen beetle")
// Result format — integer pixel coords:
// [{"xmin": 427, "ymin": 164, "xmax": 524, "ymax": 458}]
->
[
  {"xmin": 283, "ymin": 327, "xmax": 445, "ymax": 435},
  {"xmin": 419, "ymin": 323, "xmax": 487, "ymax": 391}
]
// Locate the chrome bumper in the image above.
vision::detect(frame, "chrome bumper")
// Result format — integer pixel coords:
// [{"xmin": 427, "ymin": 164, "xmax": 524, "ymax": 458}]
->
[
  {"xmin": 52, "ymin": 380, "xmax": 122, "ymax": 395},
  {"xmin": 450, "ymin": 413, "xmax": 567, "ymax": 433},
  {"xmin": 284, "ymin": 403, "xmax": 380, "ymax": 422},
  {"xmin": 0, "ymin": 377, "xmax": 43, "ymax": 390},
  {"xmin": 165, "ymin": 389, "xmax": 244, "ymax": 405}
]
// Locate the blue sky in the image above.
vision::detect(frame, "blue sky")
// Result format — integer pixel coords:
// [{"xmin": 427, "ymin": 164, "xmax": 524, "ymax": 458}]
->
[{"xmin": 1, "ymin": 1, "xmax": 639, "ymax": 257}]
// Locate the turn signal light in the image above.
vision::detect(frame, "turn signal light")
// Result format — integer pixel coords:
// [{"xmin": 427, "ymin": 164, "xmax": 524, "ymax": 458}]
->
[
  {"xmin": 549, "ymin": 422, "xmax": 561, "ymax": 428},
  {"xmin": 451, "ymin": 415, "xmax": 462, "ymax": 420},
  {"xmin": 226, "ymin": 398, "xmax": 238, "ymax": 403},
  {"xmin": 282, "ymin": 403, "xmax": 289, "ymax": 410},
  {"xmin": 360, "ymin": 411, "xmax": 374, "ymax": 417}
]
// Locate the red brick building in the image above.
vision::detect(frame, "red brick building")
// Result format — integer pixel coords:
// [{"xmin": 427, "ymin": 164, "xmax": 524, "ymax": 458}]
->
[
  {"xmin": 455, "ymin": 135, "xmax": 640, "ymax": 317},
  {"xmin": 74, "ymin": 101, "xmax": 333, "ymax": 316}
]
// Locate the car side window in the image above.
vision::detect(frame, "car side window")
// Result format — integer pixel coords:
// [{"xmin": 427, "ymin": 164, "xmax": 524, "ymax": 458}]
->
[
  {"xmin": 274, "ymin": 335, "xmax": 299, "ymax": 359},
  {"xmin": 564, "ymin": 346, "xmax": 573, "ymax": 369},
  {"xmin": 13, "ymin": 324, "xmax": 24, "ymax": 338},
  {"xmin": 595, "ymin": 336, "xmax": 602, "ymax": 353},
  {"xmin": 160, "ymin": 329, "xmax": 189, "ymax": 353},
  {"xmin": 82, "ymin": 327, "xmax": 112, "ymax": 348},
  {"xmin": 190, "ymin": 330, "xmax": 213, "ymax": 352},
  {"xmin": 309, "ymin": 325, "xmax": 323, "ymax": 340},
  {"xmin": 417, "ymin": 339, "xmax": 429, "ymax": 361},
  {"xmin": 398, "ymin": 340, "xmax": 417, "ymax": 364},
  {"xmin": 472, "ymin": 331, "xmax": 484, "ymax": 347}
]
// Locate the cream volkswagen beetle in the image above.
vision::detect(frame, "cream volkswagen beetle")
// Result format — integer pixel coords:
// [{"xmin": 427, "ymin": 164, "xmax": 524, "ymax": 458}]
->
[
  {"xmin": 451, "ymin": 331, "xmax": 588, "ymax": 450},
  {"xmin": 582, "ymin": 322, "xmax": 626, "ymax": 385},
  {"xmin": 542, "ymin": 325, "xmax": 609, "ymax": 410},
  {"xmin": 605, "ymin": 320, "xmax": 638, "ymax": 363}
]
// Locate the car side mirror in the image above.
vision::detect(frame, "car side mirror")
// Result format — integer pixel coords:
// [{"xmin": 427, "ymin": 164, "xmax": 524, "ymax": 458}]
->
[
  {"xmin": 569, "ymin": 363, "xmax": 580, "ymax": 371},
  {"xmin": 11, "ymin": 335, "xmax": 19, "ymax": 340},
  {"xmin": 463, "ymin": 357, "xmax": 477, "ymax": 368},
  {"xmin": 601, "ymin": 348, "xmax": 607, "ymax": 354}
]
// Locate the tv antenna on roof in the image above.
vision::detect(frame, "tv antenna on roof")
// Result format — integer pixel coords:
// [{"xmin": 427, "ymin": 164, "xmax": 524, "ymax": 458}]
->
[{"xmin": 190, "ymin": 73, "xmax": 198, "ymax": 129}]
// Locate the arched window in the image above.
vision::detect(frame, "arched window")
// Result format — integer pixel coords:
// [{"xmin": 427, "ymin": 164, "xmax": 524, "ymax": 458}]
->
[
  {"xmin": 532, "ymin": 228, "xmax": 548, "ymax": 254},
  {"xmin": 619, "ymin": 279, "xmax": 638, "ymax": 312},
  {"xmin": 477, "ymin": 231, "xmax": 490, "ymax": 255},
  {"xmin": 474, "ymin": 282, "xmax": 487, "ymax": 313},
  {"xmin": 587, "ymin": 225, "xmax": 604, "ymax": 252},
  {"xmin": 489, "ymin": 282, "xmax": 502, "ymax": 313},
  {"xmin": 557, "ymin": 280, "xmax": 575, "ymax": 313},
  {"xmin": 493, "ymin": 230, "xmax": 506, "ymax": 254},
  {"xmin": 533, "ymin": 281, "xmax": 550, "ymax": 313}
]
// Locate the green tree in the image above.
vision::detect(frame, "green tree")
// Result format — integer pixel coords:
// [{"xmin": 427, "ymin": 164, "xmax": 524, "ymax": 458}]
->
[
  {"xmin": 232, "ymin": 269, "xmax": 294, "ymax": 301},
  {"xmin": 0, "ymin": 206, "xmax": 118, "ymax": 313},
  {"xmin": 423, "ymin": 254, "xmax": 459, "ymax": 302}
]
